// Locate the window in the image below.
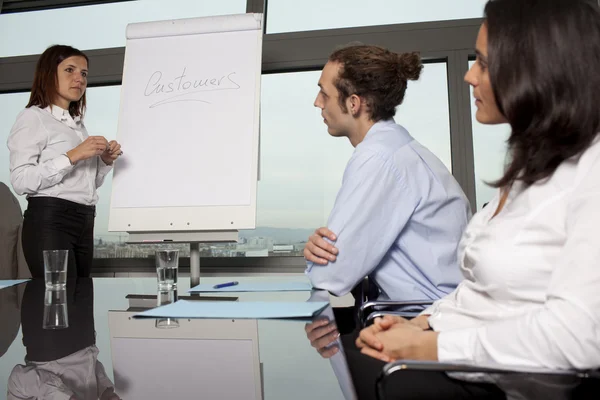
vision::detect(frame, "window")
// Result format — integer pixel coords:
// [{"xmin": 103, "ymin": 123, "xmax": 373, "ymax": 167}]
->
[
  {"xmin": 267, "ymin": 0, "xmax": 486, "ymax": 34},
  {"xmin": 468, "ymin": 61, "xmax": 510, "ymax": 210},
  {"xmin": 399, "ymin": 62, "xmax": 452, "ymax": 171},
  {"xmin": 251, "ymin": 71, "xmax": 354, "ymax": 253},
  {"xmin": 246, "ymin": 62, "xmax": 451, "ymax": 257},
  {"xmin": 1, "ymin": 62, "xmax": 451, "ymax": 258},
  {"xmin": 85, "ymin": 87, "xmax": 122, "ymax": 245},
  {"xmin": 0, "ymin": 0, "xmax": 246, "ymax": 57}
]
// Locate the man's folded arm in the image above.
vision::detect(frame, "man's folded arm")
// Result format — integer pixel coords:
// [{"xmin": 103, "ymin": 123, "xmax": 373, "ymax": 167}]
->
[{"xmin": 306, "ymin": 151, "xmax": 418, "ymax": 296}]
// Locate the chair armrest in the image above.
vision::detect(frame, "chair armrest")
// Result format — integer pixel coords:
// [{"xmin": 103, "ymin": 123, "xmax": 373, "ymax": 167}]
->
[
  {"xmin": 382, "ymin": 360, "xmax": 599, "ymax": 377},
  {"xmin": 376, "ymin": 360, "xmax": 600, "ymax": 400},
  {"xmin": 365, "ymin": 310, "xmax": 422, "ymax": 325},
  {"xmin": 358, "ymin": 300, "xmax": 433, "ymax": 326}
]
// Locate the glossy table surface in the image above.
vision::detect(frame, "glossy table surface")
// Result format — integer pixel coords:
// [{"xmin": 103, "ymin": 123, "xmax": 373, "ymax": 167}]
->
[{"xmin": 0, "ymin": 276, "xmax": 357, "ymax": 400}]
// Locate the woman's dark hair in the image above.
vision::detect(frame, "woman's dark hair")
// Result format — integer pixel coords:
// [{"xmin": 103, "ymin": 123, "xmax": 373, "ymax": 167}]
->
[
  {"xmin": 485, "ymin": 0, "xmax": 600, "ymax": 188},
  {"xmin": 27, "ymin": 44, "xmax": 89, "ymax": 118},
  {"xmin": 329, "ymin": 45, "xmax": 422, "ymax": 122}
]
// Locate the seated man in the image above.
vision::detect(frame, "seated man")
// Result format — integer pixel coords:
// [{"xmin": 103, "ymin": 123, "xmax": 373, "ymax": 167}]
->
[{"xmin": 304, "ymin": 45, "xmax": 471, "ymax": 304}]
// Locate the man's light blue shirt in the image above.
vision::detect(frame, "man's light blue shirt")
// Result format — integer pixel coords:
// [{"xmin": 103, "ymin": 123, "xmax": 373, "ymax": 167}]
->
[{"xmin": 306, "ymin": 119, "xmax": 471, "ymax": 301}]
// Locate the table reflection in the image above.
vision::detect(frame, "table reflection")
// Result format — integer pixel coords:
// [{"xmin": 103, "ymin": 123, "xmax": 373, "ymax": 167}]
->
[{"xmin": 7, "ymin": 278, "xmax": 120, "ymax": 400}]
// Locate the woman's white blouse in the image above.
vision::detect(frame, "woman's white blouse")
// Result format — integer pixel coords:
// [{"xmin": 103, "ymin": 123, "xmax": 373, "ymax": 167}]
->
[
  {"xmin": 428, "ymin": 136, "xmax": 600, "ymax": 370},
  {"xmin": 7, "ymin": 105, "xmax": 112, "ymax": 206}
]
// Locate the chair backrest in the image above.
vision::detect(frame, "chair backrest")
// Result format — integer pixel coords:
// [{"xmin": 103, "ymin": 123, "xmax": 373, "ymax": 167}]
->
[
  {"xmin": 350, "ymin": 276, "xmax": 383, "ymax": 329},
  {"xmin": 0, "ymin": 182, "xmax": 30, "ymax": 279}
]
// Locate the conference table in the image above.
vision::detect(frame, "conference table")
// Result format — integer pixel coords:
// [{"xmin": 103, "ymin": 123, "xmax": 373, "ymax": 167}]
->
[
  {"xmin": 2, "ymin": 276, "xmax": 598, "ymax": 400},
  {"xmin": 0, "ymin": 276, "xmax": 357, "ymax": 400}
]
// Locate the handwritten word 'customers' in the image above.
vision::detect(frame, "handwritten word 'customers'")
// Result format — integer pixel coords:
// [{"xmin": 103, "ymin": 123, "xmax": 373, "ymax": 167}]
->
[{"xmin": 144, "ymin": 68, "xmax": 241, "ymax": 108}]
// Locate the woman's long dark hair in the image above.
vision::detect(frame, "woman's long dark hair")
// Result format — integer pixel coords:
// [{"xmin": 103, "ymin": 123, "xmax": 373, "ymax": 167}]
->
[
  {"xmin": 27, "ymin": 44, "xmax": 89, "ymax": 118},
  {"xmin": 485, "ymin": 0, "xmax": 600, "ymax": 188}
]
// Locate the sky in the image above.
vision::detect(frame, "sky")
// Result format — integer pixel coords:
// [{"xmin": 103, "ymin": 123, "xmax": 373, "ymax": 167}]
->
[
  {"xmin": 0, "ymin": 0, "xmax": 486, "ymax": 57},
  {"xmin": 0, "ymin": 0, "xmax": 507, "ymax": 241}
]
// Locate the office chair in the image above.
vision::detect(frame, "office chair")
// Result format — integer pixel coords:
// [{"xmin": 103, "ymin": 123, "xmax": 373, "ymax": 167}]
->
[
  {"xmin": 358, "ymin": 300, "xmax": 434, "ymax": 327},
  {"xmin": 352, "ymin": 276, "xmax": 434, "ymax": 328},
  {"xmin": 0, "ymin": 182, "xmax": 30, "ymax": 279},
  {"xmin": 375, "ymin": 360, "xmax": 600, "ymax": 400}
]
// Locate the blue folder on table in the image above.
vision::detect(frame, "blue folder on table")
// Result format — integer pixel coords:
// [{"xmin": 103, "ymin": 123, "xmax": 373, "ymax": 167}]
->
[
  {"xmin": 133, "ymin": 300, "xmax": 329, "ymax": 320},
  {"xmin": 188, "ymin": 281, "xmax": 313, "ymax": 293},
  {"xmin": 0, "ymin": 279, "xmax": 30, "ymax": 290}
]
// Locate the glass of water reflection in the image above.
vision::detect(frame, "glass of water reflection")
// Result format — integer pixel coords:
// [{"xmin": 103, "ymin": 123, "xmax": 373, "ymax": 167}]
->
[
  {"xmin": 43, "ymin": 249, "xmax": 69, "ymax": 290},
  {"xmin": 156, "ymin": 249, "xmax": 179, "ymax": 290},
  {"xmin": 155, "ymin": 288, "xmax": 179, "ymax": 329},
  {"xmin": 43, "ymin": 288, "xmax": 69, "ymax": 329}
]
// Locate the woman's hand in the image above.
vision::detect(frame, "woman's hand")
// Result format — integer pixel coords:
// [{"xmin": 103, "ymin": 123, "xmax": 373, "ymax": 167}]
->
[
  {"xmin": 67, "ymin": 136, "xmax": 109, "ymax": 164},
  {"xmin": 356, "ymin": 315, "xmax": 438, "ymax": 362},
  {"xmin": 355, "ymin": 315, "xmax": 412, "ymax": 353},
  {"xmin": 408, "ymin": 314, "xmax": 431, "ymax": 330},
  {"xmin": 100, "ymin": 140, "xmax": 123, "ymax": 166}
]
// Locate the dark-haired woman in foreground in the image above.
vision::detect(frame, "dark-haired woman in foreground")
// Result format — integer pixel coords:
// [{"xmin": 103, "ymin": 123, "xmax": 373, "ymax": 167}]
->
[
  {"xmin": 7, "ymin": 45, "xmax": 122, "ymax": 278},
  {"xmin": 332, "ymin": 0, "xmax": 600, "ymax": 398}
]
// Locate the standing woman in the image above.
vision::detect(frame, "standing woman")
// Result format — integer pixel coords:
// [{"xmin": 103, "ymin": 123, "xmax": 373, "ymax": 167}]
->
[{"xmin": 7, "ymin": 45, "xmax": 122, "ymax": 278}]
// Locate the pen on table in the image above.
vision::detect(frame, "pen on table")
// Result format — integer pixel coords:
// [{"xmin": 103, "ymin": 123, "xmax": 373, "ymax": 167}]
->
[{"xmin": 213, "ymin": 281, "xmax": 239, "ymax": 289}]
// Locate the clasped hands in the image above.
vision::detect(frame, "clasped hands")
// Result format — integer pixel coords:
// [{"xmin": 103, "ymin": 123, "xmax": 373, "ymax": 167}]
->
[
  {"xmin": 355, "ymin": 314, "xmax": 438, "ymax": 363},
  {"xmin": 305, "ymin": 314, "xmax": 438, "ymax": 363},
  {"xmin": 67, "ymin": 136, "xmax": 123, "ymax": 166},
  {"xmin": 100, "ymin": 139, "xmax": 123, "ymax": 166}
]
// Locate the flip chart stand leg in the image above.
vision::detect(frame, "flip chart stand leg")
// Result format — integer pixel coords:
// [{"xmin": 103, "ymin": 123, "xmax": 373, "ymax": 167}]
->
[{"xmin": 190, "ymin": 242, "xmax": 200, "ymax": 287}]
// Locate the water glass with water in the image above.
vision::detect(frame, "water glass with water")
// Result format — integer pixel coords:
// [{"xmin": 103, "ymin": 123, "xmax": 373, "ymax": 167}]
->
[
  {"xmin": 43, "ymin": 289, "xmax": 69, "ymax": 329},
  {"xmin": 156, "ymin": 249, "xmax": 179, "ymax": 290},
  {"xmin": 43, "ymin": 249, "xmax": 69, "ymax": 290}
]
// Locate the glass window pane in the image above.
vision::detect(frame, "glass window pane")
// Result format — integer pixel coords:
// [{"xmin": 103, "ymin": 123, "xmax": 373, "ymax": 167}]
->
[
  {"xmin": 249, "ymin": 62, "xmax": 451, "ymax": 256},
  {"xmin": 469, "ymin": 61, "xmax": 511, "ymax": 210},
  {"xmin": 255, "ymin": 71, "xmax": 354, "ymax": 236},
  {"xmin": 267, "ymin": 0, "xmax": 486, "ymax": 34},
  {"xmin": 84, "ymin": 87, "xmax": 122, "ymax": 245},
  {"xmin": 0, "ymin": 62, "xmax": 451, "ymax": 258},
  {"xmin": 399, "ymin": 62, "xmax": 452, "ymax": 171},
  {"xmin": 0, "ymin": 0, "xmax": 246, "ymax": 57}
]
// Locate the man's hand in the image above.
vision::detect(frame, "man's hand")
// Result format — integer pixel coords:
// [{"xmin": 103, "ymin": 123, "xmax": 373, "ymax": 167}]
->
[
  {"xmin": 303, "ymin": 227, "xmax": 339, "ymax": 265},
  {"xmin": 305, "ymin": 318, "xmax": 340, "ymax": 358}
]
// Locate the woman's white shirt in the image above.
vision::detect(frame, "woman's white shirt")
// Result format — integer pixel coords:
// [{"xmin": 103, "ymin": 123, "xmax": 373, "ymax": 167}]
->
[
  {"xmin": 428, "ymin": 136, "xmax": 600, "ymax": 370},
  {"xmin": 7, "ymin": 105, "xmax": 112, "ymax": 206}
]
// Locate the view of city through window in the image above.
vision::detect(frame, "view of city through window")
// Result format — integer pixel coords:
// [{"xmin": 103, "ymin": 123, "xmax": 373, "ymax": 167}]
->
[{"xmin": 92, "ymin": 228, "xmax": 312, "ymax": 259}]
